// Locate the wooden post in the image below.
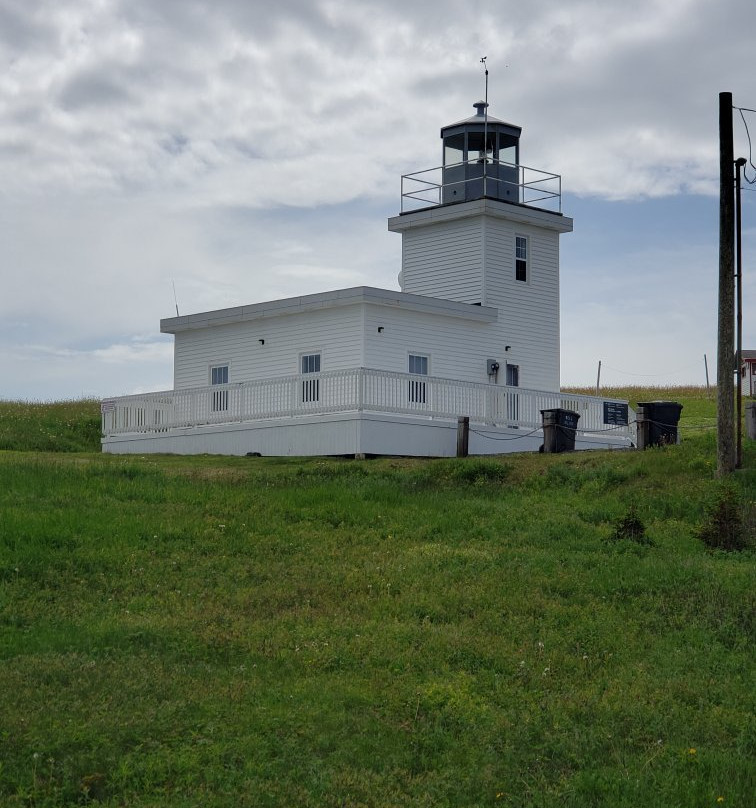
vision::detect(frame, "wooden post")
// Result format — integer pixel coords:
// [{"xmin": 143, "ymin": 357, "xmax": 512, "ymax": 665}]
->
[
  {"xmin": 541, "ymin": 410, "xmax": 557, "ymax": 453},
  {"xmin": 456, "ymin": 416, "xmax": 469, "ymax": 457},
  {"xmin": 717, "ymin": 91, "xmax": 735, "ymax": 476},
  {"xmin": 635, "ymin": 404, "xmax": 650, "ymax": 450}
]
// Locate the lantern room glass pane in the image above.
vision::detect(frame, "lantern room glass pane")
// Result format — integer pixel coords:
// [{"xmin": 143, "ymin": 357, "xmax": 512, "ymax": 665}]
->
[
  {"xmin": 444, "ymin": 133, "xmax": 464, "ymax": 166},
  {"xmin": 498, "ymin": 133, "xmax": 518, "ymax": 165}
]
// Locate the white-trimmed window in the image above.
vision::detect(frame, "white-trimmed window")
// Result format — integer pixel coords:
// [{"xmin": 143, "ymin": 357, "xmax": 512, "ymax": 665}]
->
[
  {"xmin": 301, "ymin": 352, "xmax": 321, "ymax": 403},
  {"xmin": 515, "ymin": 235, "xmax": 528, "ymax": 282},
  {"xmin": 210, "ymin": 364, "xmax": 229, "ymax": 412},
  {"xmin": 408, "ymin": 353, "xmax": 429, "ymax": 404}
]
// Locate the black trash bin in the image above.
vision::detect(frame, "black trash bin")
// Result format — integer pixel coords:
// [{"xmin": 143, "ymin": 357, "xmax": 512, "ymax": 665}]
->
[
  {"xmin": 540, "ymin": 408, "xmax": 580, "ymax": 453},
  {"xmin": 637, "ymin": 401, "xmax": 683, "ymax": 447}
]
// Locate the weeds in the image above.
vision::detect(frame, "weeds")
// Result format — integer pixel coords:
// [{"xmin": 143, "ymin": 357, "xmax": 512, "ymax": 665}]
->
[
  {"xmin": 697, "ymin": 485, "xmax": 751, "ymax": 552},
  {"xmin": 609, "ymin": 506, "xmax": 654, "ymax": 545},
  {"xmin": 0, "ymin": 399, "xmax": 101, "ymax": 452}
]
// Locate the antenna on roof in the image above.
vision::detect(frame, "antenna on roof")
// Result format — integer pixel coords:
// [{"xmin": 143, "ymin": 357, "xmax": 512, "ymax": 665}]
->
[
  {"xmin": 480, "ymin": 56, "xmax": 488, "ymax": 107},
  {"xmin": 480, "ymin": 57, "xmax": 489, "ymax": 192},
  {"xmin": 172, "ymin": 279, "xmax": 180, "ymax": 317}
]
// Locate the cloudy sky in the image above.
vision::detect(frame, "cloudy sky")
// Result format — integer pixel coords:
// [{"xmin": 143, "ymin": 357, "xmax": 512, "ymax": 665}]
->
[{"xmin": 2, "ymin": 0, "xmax": 755, "ymax": 399}]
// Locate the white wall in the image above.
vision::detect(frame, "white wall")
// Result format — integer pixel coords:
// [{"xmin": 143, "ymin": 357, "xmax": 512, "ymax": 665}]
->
[
  {"xmin": 401, "ymin": 217, "xmax": 483, "ymax": 304},
  {"xmin": 483, "ymin": 217, "xmax": 560, "ymax": 391},
  {"xmin": 172, "ymin": 299, "xmax": 503, "ymax": 389},
  {"xmin": 398, "ymin": 211, "xmax": 561, "ymax": 392},
  {"xmin": 172, "ymin": 304, "xmax": 364, "ymax": 389},
  {"xmin": 363, "ymin": 303, "xmax": 498, "ymax": 384},
  {"xmin": 102, "ymin": 410, "xmax": 633, "ymax": 457}
]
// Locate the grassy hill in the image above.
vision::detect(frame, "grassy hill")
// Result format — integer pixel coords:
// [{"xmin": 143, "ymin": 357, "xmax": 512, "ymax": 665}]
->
[{"xmin": 0, "ymin": 390, "xmax": 753, "ymax": 807}]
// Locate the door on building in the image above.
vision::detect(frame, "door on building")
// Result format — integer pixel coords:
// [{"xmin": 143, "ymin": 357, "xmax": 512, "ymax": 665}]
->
[{"xmin": 506, "ymin": 363, "xmax": 519, "ymax": 425}]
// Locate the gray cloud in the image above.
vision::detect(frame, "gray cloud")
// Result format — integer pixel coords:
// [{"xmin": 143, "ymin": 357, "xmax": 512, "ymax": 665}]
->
[
  {"xmin": 0, "ymin": 0, "xmax": 56, "ymax": 50},
  {"xmin": 0, "ymin": 0, "xmax": 754, "ymax": 397},
  {"xmin": 58, "ymin": 68, "xmax": 135, "ymax": 110}
]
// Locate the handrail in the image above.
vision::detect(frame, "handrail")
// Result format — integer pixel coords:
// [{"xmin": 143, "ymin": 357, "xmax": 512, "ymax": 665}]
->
[
  {"xmin": 102, "ymin": 368, "xmax": 632, "ymax": 440},
  {"xmin": 400, "ymin": 159, "xmax": 562, "ymax": 214}
]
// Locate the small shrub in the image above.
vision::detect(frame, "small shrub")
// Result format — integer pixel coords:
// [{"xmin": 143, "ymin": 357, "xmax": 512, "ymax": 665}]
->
[
  {"xmin": 697, "ymin": 486, "xmax": 750, "ymax": 552},
  {"xmin": 608, "ymin": 506, "xmax": 653, "ymax": 545}
]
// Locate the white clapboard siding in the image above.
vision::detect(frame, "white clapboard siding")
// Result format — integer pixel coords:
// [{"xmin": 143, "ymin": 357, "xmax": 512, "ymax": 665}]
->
[
  {"xmin": 363, "ymin": 304, "xmax": 498, "ymax": 384},
  {"xmin": 483, "ymin": 219, "xmax": 561, "ymax": 390},
  {"xmin": 172, "ymin": 305, "xmax": 365, "ymax": 389},
  {"xmin": 391, "ymin": 198, "xmax": 570, "ymax": 393},
  {"xmin": 401, "ymin": 217, "xmax": 483, "ymax": 303}
]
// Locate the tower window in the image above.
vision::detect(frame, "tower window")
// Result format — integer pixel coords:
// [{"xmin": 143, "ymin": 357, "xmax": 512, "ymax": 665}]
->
[{"xmin": 515, "ymin": 235, "xmax": 528, "ymax": 282}]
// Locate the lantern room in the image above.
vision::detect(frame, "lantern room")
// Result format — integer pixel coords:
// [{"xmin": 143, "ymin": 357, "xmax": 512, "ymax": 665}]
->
[{"xmin": 441, "ymin": 100, "xmax": 522, "ymax": 204}]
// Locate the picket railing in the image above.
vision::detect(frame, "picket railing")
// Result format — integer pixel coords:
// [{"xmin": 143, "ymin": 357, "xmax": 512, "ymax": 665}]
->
[{"xmin": 101, "ymin": 368, "xmax": 632, "ymax": 439}]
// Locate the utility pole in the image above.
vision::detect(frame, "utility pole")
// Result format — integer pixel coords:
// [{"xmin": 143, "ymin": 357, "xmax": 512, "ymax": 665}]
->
[{"xmin": 717, "ymin": 92, "xmax": 735, "ymax": 476}]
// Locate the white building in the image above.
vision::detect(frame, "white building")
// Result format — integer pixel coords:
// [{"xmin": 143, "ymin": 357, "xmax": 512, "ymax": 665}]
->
[
  {"xmin": 102, "ymin": 102, "xmax": 633, "ymax": 456},
  {"xmin": 742, "ymin": 350, "xmax": 756, "ymax": 396}
]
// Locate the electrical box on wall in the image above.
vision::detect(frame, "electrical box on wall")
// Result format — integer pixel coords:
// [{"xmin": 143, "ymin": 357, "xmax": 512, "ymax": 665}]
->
[{"xmin": 486, "ymin": 359, "xmax": 500, "ymax": 376}]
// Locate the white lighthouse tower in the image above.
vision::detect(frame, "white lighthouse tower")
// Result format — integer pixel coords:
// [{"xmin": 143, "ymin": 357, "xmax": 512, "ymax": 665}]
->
[{"xmin": 388, "ymin": 101, "xmax": 573, "ymax": 392}]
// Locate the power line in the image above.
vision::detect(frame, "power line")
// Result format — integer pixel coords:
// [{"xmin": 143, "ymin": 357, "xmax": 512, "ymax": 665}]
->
[
  {"xmin": 598, "ymin": 362, "xmax": 701, "ymax": 378},
  {"xmin": 734, "ymin": 105, "xmax": 756, "ymax": 183}
]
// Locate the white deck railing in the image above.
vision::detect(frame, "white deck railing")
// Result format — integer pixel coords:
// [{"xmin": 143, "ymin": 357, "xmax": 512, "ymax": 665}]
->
[{"xmin": 101, "ymin": 368, "xmax": 633, "ymax": 440}]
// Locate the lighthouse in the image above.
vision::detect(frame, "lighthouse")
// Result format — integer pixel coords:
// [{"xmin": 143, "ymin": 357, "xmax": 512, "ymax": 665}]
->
[
  {"xmin": 103, "ymin": 97, "xmax": 639, "ymax": 460},
  {"xmin": 388, "ymin": 102, "xmax": 573, "ymax": 392}
]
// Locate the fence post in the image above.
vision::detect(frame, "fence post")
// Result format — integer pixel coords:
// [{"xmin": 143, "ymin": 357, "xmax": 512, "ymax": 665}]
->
[
  {"xmin": 541, "ymin": 409, "xmax": 557, "ymax": 453},
  {"xmin": 541, "ymin": 408, "xmax": 580, "ymax": 453},
  {"xmin": 635, "ymin": 404, "xmax": 650, "ymax": 450},
  {"xmin": 457, "ymin": 416, "xmax": 469, "ymax": 457}
]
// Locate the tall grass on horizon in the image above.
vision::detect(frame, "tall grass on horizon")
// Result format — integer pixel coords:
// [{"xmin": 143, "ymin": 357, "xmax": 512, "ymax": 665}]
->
[{"xmin": 0, "ymin": 399, "xmax": 101, "ymax": 452}]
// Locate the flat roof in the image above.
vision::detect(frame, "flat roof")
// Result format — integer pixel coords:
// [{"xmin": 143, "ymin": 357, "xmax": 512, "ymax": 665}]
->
[{"xmin": 160, "ymin": 286, "xmax": 498, "ymax": 333}]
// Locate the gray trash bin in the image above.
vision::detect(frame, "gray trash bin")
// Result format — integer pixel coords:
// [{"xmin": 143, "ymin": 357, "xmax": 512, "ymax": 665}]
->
[
  {"xmin": 540, "ymin": 408, "xmax": 580, "ymax": 453},
  {"xmin": 637, "ymin": 401, "xmax": 683, "ymax": 447}
]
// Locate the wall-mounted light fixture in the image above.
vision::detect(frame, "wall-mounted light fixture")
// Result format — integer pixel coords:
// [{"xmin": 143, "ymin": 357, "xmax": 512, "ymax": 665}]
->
[
  {"xmin": 505, "ymin": 345, "xmax": 511, "ymax": 352},
  {"xmin": 377, "ymin": 327, "xmax": 384, "ymax": 333},
  {"xmin": 259, "ymin": 339, "xmax": 265, "ymax": 345}
]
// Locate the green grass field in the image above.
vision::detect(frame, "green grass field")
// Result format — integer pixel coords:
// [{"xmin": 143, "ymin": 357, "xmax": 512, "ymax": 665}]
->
[{"xmin": 0, "ymin": 389, "xmax": 753, "ymax": 807}]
